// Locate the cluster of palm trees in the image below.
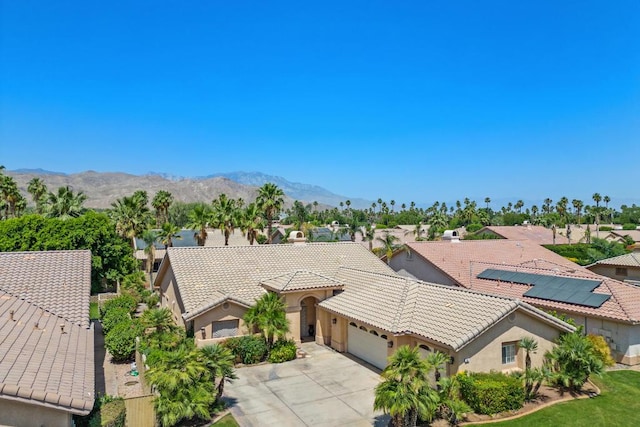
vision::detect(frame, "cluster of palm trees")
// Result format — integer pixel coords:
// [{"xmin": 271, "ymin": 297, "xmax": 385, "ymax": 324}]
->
[{"xmin": 141, "ymin": 307, "xmax": 237, "ymax": 427}]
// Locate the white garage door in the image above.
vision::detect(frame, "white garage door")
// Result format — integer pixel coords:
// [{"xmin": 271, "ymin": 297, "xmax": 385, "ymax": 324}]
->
[{"xmin": 348, "ymin": 323, "xmax": 388, "ymax": 369}]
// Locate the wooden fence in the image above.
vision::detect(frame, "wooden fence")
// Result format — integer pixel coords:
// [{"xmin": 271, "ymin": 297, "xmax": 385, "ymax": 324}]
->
[{"xmin": 124, "ymin": 394, "xmax": 155, "ymax": 427}]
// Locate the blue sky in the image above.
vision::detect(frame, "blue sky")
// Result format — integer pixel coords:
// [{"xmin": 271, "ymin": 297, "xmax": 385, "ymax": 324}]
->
[{"xmin": 1, "ymin": 1, "xmax": 638, "ymax": 206}]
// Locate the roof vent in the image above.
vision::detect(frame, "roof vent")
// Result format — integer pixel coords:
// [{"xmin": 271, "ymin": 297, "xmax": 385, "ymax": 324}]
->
[
  {"xmin": 442, "ymin": 230, "xmax": 460, "ymax": 242},
  {"xmin": 60, "ymin": 324, "xmax": 66, "ymax": 334},
  {"xmin": 9, "ymin": 310, "xmax": 15, "ymax": 321},
  {"xmin": 288, "ymin": 231, "xmax": 307, "ymax": 245}
]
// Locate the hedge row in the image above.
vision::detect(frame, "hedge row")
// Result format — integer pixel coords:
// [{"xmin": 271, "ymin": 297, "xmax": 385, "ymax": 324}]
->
[{"xmin": 458, "ymin": 372, "xmax": 525, "ymax": 415}]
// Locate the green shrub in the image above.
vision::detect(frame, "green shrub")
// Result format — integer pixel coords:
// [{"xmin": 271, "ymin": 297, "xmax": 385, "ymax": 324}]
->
[
  {"xmin": 466, "ymin": 223, "xmax": 484, "ymax": 233},
  {"xmin": 458, "ymin": 371, "xmax": 525, "ymax": 415},
  {"xmin": 623, "ymin": 223, "xmax": 637, "ymax": 230},
  {"xmin": 101, "ymin": 307, "xmax": 131, "ymax": 334},
  {"xmin": 105, "ymin": 320, "xmax": 141, "ymax": 362},
  {"xmin": 144, "ymin": 292, "xmax": 160, "ymax": 308},
  {"xmin": 599, "ymin": 226, "xmax": 613, "ymax": 231},
  {"xmin": 587, "ymin": 334, "xmax": 616, "ymax": 367},
  {"xmin": 224, "ymin": 335, "xmax": 267, "ymax": 364},
  {"xmin": 86, "ymin": 396, "xmax": 125, "ymax": 427},
  {"xmin": 268, "ymin": 339, "xmax": 297, "ymax": 363},
  {"xmin": 101, "ymin": 294, "xmax": 137, "ymax": 317}
]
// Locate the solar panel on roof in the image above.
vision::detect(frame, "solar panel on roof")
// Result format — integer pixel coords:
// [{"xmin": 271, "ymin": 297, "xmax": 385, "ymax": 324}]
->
[{"xmin": 478, "ymin": 268, "xmax": 609, "ymax": 308}]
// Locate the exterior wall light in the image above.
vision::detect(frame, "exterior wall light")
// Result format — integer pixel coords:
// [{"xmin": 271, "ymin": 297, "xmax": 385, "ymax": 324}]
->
[
  {"xmin": 200, "ymin": 327, "xmax": 206, "ymax": 339},
  {"xmin": 387, "ymin": 341, "xmax": 394, "ymax": 348},
  {"xmin": 332, "ymin": 318, "xmax": 337, "ymax": 324}
]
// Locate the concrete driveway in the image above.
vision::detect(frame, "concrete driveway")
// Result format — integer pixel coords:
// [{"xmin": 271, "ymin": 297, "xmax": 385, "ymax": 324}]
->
[{"xmin": 225, "ymin": 343, "xmax": 390, "ymax": 427}]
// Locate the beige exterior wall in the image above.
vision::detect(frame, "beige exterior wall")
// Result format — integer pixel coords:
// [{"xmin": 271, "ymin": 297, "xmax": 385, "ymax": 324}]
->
[
  {"xmin": 389, "ymin": 252, "xmax": 457, "ymax": 286},
  {"xmin": 158, "ymin": 268, "xmax": 187, "ymax": 328},
  {"xmin": 0, "ymin": 398, "xmax": 72, "ymax": 427},
  {"xmin": 192, "ymin": 301, "xmax": 249, "ymax": 340},
  {"xmin": 587, "ymin": 264, "xmax": 640, "ymax": 283},
  {"xmin": 453, "ymin": 310, "xmax": 562, "ymax": 374},
  {"xmin": 282, "ymin": 290, "xmax": 334, "ymax": 343}
]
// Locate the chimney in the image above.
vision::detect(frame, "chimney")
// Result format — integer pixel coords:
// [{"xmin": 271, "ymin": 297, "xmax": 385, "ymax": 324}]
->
[
  {"xmin": 442, "ymin": 230, "xmax": 460, "ymax": 243},
  {"xmin": 287, "ymin": 231, "xmax": 307, "ymax": 245}
]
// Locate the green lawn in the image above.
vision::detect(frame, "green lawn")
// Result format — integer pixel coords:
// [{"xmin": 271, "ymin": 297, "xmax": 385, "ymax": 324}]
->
[
  {"xmin": 89, "ymin": 302, "xmax": 100, "ymax": 320},
  {"xmin": 467, "ymin": 370, "xmax": 640, "ymax": 426},
  {"xmin": 212, "ymin": 414, "xmax": 239, "ymax": 427}
]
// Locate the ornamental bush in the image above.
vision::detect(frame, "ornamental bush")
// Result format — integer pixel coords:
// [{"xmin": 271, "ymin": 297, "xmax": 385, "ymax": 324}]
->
[
  {"xmin": 622, "ymin": 223, "xmax": 637, "ymax": 230},
  {"xmin": 224, "ymin": 335, "xmax": 267, "ymax": 364},
  {"xmin": 101, "ymin": 307, "xmax": 131, "ymax": 334},
  {"xmin": 268, "ymin": 339, "xmax": 297, "ymax": 363},
  {"xmin": 101, "ymin": 294, "xmax": 137, "ymax": 317},
  {"xmin": 105, "ymin": 320, "xmax": 141, "ymax": 362},
  {"xmin": 458, "ymin": 371, "xmax": 525, "ymax": 415}
]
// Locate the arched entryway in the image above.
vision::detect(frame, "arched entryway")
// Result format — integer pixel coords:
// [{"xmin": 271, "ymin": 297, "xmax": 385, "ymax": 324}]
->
[{"xmin": 299, "ymin": 296, "xmax": 319, "ymax": 342}]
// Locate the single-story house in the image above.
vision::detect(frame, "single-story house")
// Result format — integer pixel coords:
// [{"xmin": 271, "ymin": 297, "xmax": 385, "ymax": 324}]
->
[
  {"xmin": 155, "ymin": 239, "xmax": 573, "ymax": 373},
  {"xmin": 389, "ymin": 239, "xmax": 640, "ymax": 365},
  {"xmin": 587, "ymin": 252, "xmax": 640, "ymax": 285},
  {"xmin": 0, "ymin": 250, "xmax": 95, "ymax": 427},
  {"xmin": 475, "ymin": 225, "xmax": 572, "ymax": 245}
]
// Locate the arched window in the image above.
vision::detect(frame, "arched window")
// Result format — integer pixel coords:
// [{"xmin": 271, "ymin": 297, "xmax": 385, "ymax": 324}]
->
[
  {"xmin": 370, "ymin": 330, "xmax": 379, "ymax": 336},
  {"xmin": 419, "ymin": 344, "xmax": 430, "ymax": 352},
  {"xmin": 359, "ymin": 326, "xmax": 368, "ymax": 332},
  {"xmin": 381, "ymin": 334, "xmax": 388, "ymax": 340},
  {"xmin": 349, "ymin": 322, "xmax": 357, "ymax": 327}
]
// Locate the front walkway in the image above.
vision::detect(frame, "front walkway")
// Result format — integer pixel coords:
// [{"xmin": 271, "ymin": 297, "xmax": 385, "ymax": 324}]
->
[{"xmin": 225, "ymin": 343, "xmax": 390, "ymax": 427}]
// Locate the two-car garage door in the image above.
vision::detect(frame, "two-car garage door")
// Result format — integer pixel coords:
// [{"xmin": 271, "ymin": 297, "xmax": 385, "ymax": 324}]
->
[{"xmin": 348, "ymin": 323, "xmax": 388, "ymax": 369}]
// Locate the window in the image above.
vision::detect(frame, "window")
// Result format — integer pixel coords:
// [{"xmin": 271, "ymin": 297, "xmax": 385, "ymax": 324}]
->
[
  {"xmin": 502, "ymin": 343, "xmax": 516, "ymax": 364},
  {"xmin": 212, "ymin": 319, "xmax": 239, "ymax": 338},
  {"xmin": 616, "ymin": 268, "xmax": 628, "ymax": 277}
]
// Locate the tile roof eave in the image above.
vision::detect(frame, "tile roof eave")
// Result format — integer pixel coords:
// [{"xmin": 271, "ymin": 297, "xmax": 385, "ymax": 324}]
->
[
  {"xmin": 182, "ymin": 295, "xmax": 253, "ymax": 321},
  {"xmin": 0, "ymin": 389, "xmax": 94, "ymax": 415}
]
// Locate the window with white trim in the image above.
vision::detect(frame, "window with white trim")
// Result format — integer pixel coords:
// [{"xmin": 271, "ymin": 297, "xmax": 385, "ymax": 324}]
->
[{"xmin": 502, "ymin": 343, "xmax": 516, "ymax": 364}]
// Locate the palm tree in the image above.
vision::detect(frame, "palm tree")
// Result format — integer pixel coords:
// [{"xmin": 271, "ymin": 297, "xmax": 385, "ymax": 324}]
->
[
  {"xmin": 426, "ymin": 351, "xmax": 449, "ymax": 387},
  {"xmin": 186, "ymin": 204, "xmax": 211, "ymax": 246},
  {"xmin": 110, "ymin": 194, "xmax": 150, "ymax": 242},
  {"xmin": 374, "ymin": 345, "xmax": 438, "ymax": 427},
  {"xmin": 603, "ymin": 195, "xmax": 611, "ymax": 222},
  {"xmin": 241, "ymin": 202, "xmax": 265, "ymax": 245},
  {"xmin": 0, "ymin": 175, "xmax": 23, "ymax": 219},
  {"xmin": 545, "ymin": 332, "xmax": 604, "ymax": 392},
  {"xmin": 257, "ymin": 183, "xmax": 284, "ymax": 244},
  {"xmin": 159, "ymin": 222, "xmax": 182, "ymax": 248},
  {"xmin": 211, "ymin": 193, "xmax": 240, "ymax": 246},
  {"xmin": 152, "ymin": 190, "xmax": 174, "ymax": 226},
  {"xmin": 243, "ymin": 292, "xmax": 290, "ymax": 352},
  {"xmin": 484, "ymin": 197, "xmax": 491, "ymax": 210},
  {"xmin": 543, "ymin": 198, "xmax": 553, "ymax": 215},
  {"xmin": 342, "ymin": 221, "xmax": 362, "ymax": 242},
  {"xmin": 141, "ymin": 307, "xmax": 174, "ymax": 335},
  {"xmin": 360, "ymin": 223, "xmax": 376, "ymax": 251},
  {"xmin": 199, "ymin": 344, "xmax": 237, "ymax": 403},
  {"xmin": 27, "ymin": 177, "xmax": 48, "ymax": 214},
  {"xmin": 519, "ymin": 336, "xmax": 538, "ymax": 371},
  {"xmin": 141, "ymin": 229, "xmax": 158, "ymax": 284},
  {"xmin": 45, "ymin": 186, "xmax": 87, "ymax": 220},
  {"xmin": 592, "ymin": 193, "xmax": 602, "ymax": 209},
  {"xmin": 572, "ymin": 199, "xmax": 584, "ymax": 224},
  {"xmin": 376, "ymin": 231, "xmax": 404, "ymax": 264}
]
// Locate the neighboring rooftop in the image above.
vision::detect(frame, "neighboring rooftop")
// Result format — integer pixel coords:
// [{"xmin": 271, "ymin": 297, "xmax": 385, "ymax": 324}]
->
[
  {"xmin": 260, "ymin": 270, "xmax": 344, "ymax": 293},
  {"xmin": 588, "ymin": 252, "xmax": 640, "ymax": 268},
  {"xmin": 404, "ymin": 240, "xmax": 640, "ymax": 323},
  {"xmin": 319, "ymin": 268, "xmax": 574, "ymax": 351},
  {"xmin": 477, "ymin": 225, "xmax": 571, "ymax": 245},
  {"xmin": 158, "ymin": 242, "xmax": 395, "ymax": 320},
  {"xmin": 0, "ymin": 250, "xmax": 94, "ymax": 415}
]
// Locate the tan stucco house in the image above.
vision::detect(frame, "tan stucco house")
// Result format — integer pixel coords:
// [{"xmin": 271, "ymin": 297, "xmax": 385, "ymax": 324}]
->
[
  {"xmin": 587, "ymin": 252, "xmax": 640, "ymax": 285},
  {"xmin": 155, "ymin": 240, "xmax": 573, "ymax": 373},
  {"xmin": 0, "ymin": 251, "xmax": 95, "ymax": 427},
  {"xmin": 389, "ymin": 239, "xmax": 640, "ymax": 365}
]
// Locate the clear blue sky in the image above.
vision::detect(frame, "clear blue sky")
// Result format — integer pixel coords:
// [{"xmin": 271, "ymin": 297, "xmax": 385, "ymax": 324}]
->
[{"xmin": 1, "ymin": 1, "xmax": 638, "ymax": 206}]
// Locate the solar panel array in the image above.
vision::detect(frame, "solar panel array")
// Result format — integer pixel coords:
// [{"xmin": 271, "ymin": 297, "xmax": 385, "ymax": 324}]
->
[{"xmin": 477, "ymin": 268, "xmax": 610, "ymax": 308}]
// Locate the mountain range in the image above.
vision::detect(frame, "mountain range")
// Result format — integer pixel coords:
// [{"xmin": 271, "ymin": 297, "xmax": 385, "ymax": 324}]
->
[{"xmin": 7, "ymin": 169, "xmax": 371, "ymax": 210}]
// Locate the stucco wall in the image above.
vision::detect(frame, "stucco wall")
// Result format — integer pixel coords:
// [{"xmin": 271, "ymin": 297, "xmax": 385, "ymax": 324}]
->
[
  {"xmin": 587, "ymin": 265, "xmax": 640, "ymax": 283},
  {"xmin": 453, "ymin": 310, "xmax": 562, "ymax": 374},
  {"xmin": 159, "ymin": 268, "xmax": 187, "ymax": 328},
  {"xmin": 283, "ymin": 290, "xmax": 334, "ymax": 343},
  {"xmin": 192, "ymin": 301, "xmax": 249, "ymax": 339},
  {"xmin": 0, "ymin": 398, "xmax": 72, "ymax": 427},
  {"xmin": 389, "ymin": 251, "xmax": 457, "ymax": 285}
]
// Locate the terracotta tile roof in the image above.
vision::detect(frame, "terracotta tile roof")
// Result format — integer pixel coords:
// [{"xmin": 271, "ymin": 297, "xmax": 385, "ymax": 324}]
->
[
  {"xmin": 135, "ymin": 229, "xmax": 252, "ymax": 259},
  {"xmin": 260, "ymin": 270, "xmax": 344, "ymax": 293},
  {"xmin": 160, "ymin": 243, "xmax": 394, "ymax": 320},
  {"xmin": 319, "ymin": 268, "xmax": 573, "ymax": 351},
  {"xmin": 0, "ymin": 250, "xmax": 92, "ymax": 328},
  {"xmin": 590, "ymin": 253, "xmax": 640, "ymax": 268},
  {"xmin": 0, "ymin": 251, "xmax": 94, "ymax": 415},
  {"xmin": 405, "ymin": 240, "xmax": 640, "ymax": 323},
  {"xmin": 479, "ymin": 225, "xmax": 571, "ymax": 245}
]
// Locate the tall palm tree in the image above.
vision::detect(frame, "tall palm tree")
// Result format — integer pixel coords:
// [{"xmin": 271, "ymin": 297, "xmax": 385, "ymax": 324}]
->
[
  {"xmin": 0, "ymin": 175, "xmax": 23, "ymax": 219},
  {"xmin": 27, "ymin": 177, "xmax": 48, "ymax": 214},
  {"xmin": 45, "ymin": 186, "xmax": 87, "ymax": 220},
  {"xmin": 572, "ymin": 199, "xmax": 584, "ymax": 224},
  {"xmin": 519, "ymin": 337, "xmax": 538, "ymax": 371},
  {"xmin": 186, "ymin": 204, "xmax": 211, "ymax": 246},
  {"xmin": 374, "ymin": 345, "xmax": 438, "ymax": 427},
  {"xmin": 212, "ymin": 193, "xmax": 240, "ymax": 246},
  {"xmin": 243, "ymin": 292, "xmax": 290, "ymax": 352},
  {"xmin": 376, "ymin": 231, "xmax": 404, "ymax": 264},
  {"xmin": 484, "ymin": 197, "xmax": 491, "ymax": 210},
  {"xmin": 592, "ymin": 193, "xmax": 602, "ymax": 209},
  {"xmin": 159, "ymin": 222, "xmax": 182, "ymax": 248},
  {"xmin": 152, "ymin": 190, "xmax": 174, "ymax": 226},
  {"xmin": 257, "ymin": 183, "xmax": 284, "ymax": 244},
  {"xmin": 110, "ymin": 194, "xmax": 150, "ymax": 242},
  {"xmin": 360, "ymin": 223, "xmax": 376, "ymax": 251},
  {"xmin": 141, "ymin": 229, "xmax": 159, "ymax": 283},
  {"xmin": 241, "ymin": 202, "xmax": 265, "ymax": 245}
]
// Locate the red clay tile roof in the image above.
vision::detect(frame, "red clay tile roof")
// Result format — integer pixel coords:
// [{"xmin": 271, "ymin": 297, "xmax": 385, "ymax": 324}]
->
[
  {"xmin": 479, "ymin": 225, "xmax": 571, "ymax": 245},
  {"xmin": 0, "ymin": 250, "xmax": 94, "ymax": 415},
  {"xmin": 405, "ymin": 240, "xmax": 640, "ymax": 324}
]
